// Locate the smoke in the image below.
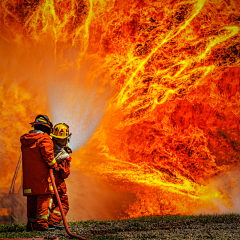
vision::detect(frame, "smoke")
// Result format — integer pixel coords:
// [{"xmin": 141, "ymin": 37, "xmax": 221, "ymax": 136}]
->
[
  {"xmin": 211, "ymin": 168, "xmax": 240, "ymax": 214},
  {"xmin": 191, "ymin": 167, "xmax": 240, "ymax": 216},
  {"xmin": 65, "ymin": 170, "xmax": 128, "ymax": 221}
]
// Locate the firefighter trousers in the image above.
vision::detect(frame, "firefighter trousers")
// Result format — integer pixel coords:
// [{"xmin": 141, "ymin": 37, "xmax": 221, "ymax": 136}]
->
[
  {"xmin": 48, "ymin": 191, "xmax": 69, "ymax": 225},
  {"xmin": 26, "ymin": 194, "xmax": 52, "ymax": 231}
]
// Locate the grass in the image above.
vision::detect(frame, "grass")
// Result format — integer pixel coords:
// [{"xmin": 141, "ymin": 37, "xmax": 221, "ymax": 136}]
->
[
  {"xmin": 69, "ymin": 219, "xmax": 101, "ymax": 227},
  {"xmin": 0, "ymin": 223, "xmax": 51, "ymax": 238},
  {"xmin": 0, "ymin": 213, "xmax": 239, "ymax": 239},
  {"xmin": 0, "ymin": 231, "xmax": 40, "ymax": 238},
  {"xmin": 126, "ymin": 222, "xmax": 144, "ymax": 228},
  {"xmin": 124, "ymin": 213, "xmax": 240, "ymax": 223},
  {"xmin": 92, "ymin": 237, "xmax": 124, "ymax": 240},
  {"xmin": 0, "ymin": 223, "xmax": 26, "ymax": 232}
]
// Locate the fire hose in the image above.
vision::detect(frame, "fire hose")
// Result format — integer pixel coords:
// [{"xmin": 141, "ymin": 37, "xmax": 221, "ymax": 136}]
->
[{"xmin": 49, "ymin": 169, "xmax": 90, "ymax": 240}]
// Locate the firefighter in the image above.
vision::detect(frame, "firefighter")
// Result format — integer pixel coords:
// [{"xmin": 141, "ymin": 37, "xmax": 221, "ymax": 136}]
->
[
  {"xmin": 48, "ymin": 123, "xmax": 72, "ymax": 230},
  {"xmin": 20, "ymin": 115, "xmax": 57, "ymax": 231}
]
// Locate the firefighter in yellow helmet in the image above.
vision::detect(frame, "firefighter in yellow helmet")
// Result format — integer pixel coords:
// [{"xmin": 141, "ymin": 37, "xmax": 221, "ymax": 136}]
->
[{"xmin": 48, "ymin": 123, "xmax": 72, "ymax": 230}]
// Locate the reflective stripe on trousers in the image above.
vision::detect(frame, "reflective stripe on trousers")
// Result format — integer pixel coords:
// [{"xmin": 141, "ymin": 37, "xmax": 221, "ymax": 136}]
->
[
  {"xmin": 53, "ymin": 210, "xmax": 62, "ymax": 216},
  {"xmin": 36, "ymin": 214, "xmax": 48, "ymax": 219},
  {"xmin": 48, "ymin": 197, "xmax": 53, "ymax": 217}
]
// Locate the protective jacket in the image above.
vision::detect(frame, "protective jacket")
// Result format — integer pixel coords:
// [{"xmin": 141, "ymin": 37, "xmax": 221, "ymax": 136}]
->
[{"xmin": 20, "ymin": 130, "xmax": 57, "ymax": 196}]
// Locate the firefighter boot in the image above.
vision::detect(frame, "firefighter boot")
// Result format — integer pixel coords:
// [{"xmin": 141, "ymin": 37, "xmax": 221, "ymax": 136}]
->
[
  {"xmin": 49, "ymin": 224, "xmax": 65, "ymax": 230},
  {"xmin": 26, "ymin": 222, "xmax": 33, "ymax": 232}
]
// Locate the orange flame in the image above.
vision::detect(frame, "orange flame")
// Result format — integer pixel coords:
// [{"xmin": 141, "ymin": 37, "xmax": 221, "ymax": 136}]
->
[{"xmin": 0, "ymin": 0, "xmax": 240, "ymax": 219}]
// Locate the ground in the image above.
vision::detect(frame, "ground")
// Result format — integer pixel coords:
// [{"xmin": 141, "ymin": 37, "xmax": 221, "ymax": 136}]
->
[{"xmin": 1, "ymin": 214, "xmax": 240, "ymax": 239}]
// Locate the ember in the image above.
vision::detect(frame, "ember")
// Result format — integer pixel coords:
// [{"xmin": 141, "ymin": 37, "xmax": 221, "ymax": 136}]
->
[{"xmin": 0, "ymin": 0, "xmax": 240, "ymax": 221}]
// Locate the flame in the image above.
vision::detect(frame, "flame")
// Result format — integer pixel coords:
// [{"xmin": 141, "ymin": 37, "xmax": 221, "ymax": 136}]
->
[
  {"xmin": 0, "ymin": 0, "xmax": 240, "ymax": 219},
  {"xmin": 0, "ymin": 83, "xmax": 47, "ymax": 191}
]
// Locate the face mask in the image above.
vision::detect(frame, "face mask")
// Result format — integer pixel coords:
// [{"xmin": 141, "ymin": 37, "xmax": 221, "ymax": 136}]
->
[{"xmin": 53, "ymin": 138, "xmax": 68, "ymax": 147}]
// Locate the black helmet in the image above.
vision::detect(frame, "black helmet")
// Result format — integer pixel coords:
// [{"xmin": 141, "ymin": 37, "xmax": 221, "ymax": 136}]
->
[{"xmin": 30, "ymin": 115, "xmax": 53, "ymax": 132}]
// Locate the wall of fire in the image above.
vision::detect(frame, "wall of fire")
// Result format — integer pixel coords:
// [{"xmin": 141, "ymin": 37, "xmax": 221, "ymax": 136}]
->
[{"xmin": 0, "ymin": 0, "xmax": 240, "ymax": 222}]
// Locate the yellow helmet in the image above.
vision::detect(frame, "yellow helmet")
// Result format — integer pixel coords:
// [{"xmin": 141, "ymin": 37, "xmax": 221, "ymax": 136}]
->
[{"xmin": 51, "ymin": 123, "xmax": 71, "ymax": 139}]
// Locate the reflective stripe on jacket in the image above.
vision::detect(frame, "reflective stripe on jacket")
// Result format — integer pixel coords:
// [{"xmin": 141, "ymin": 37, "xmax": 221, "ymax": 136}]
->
[{"xmin": 20, "ymin": 132, "xmax": 57, "ymax": 195}]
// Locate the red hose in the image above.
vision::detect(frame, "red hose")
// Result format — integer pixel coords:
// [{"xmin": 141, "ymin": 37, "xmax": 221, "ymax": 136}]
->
[{"xmin": 50, "ymin": 169, "xmax": 90, "ymax": 240}]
